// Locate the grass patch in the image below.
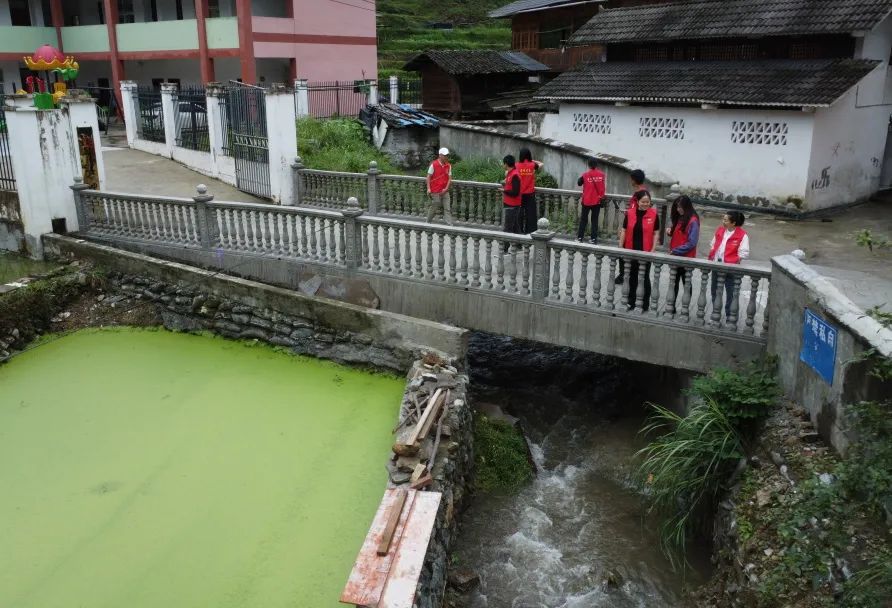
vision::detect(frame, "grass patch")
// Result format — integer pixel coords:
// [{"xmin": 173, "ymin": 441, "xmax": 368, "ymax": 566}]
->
[
  {"xmin": 473, "ymin": 413, "xmax": 533, "ymax": 494},
  {"xmin": 297, "ymin": 117, "xmax": 397, "ymax": 174}
]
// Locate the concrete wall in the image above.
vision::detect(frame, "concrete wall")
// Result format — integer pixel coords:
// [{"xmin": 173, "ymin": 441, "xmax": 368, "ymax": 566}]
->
[
  {"xmin": 69, "ymin": 234, "xmax": 766, "ymax": 373},
  {"xmin": 439, "ymin": 121, "xmax": 668, "ymax": 196},
  {"xmin": 768, "ymin": 255, "xmax": 892, "ymax": 453},
  {"xmin": 538, "ymin": 104, "xmax": 815, "ymax": 209},
  {"xmin": 44, "ymin": 234, "xmax": 470, "ymax": 365}
]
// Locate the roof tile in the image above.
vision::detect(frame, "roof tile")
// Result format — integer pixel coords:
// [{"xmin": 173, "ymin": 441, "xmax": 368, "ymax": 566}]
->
[
  {"xmin": 534, "ymin": 59, "xmax": 880, "ymax": 107},
  {"xmin": 404, "ymin": 50, "xmax": 549, "ymax": 75}
]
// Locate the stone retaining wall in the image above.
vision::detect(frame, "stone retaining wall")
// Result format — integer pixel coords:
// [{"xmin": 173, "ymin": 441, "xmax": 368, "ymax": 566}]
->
[{"xmin": 388, "ymin": 360, "xmax": 473, "ymax": 608}]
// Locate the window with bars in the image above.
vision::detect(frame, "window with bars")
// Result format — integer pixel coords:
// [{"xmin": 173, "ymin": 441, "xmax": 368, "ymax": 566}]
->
[
  {"xmin": 639, "ymin": 117, "xmax": 685, "ymax": 140},
  {"xmin": 572, "ymin": 112, "xmax": 611, "ymax": 134},
  {"xmin": 731, "ymin": 121, "xmax": 788, "ymax": 145}
]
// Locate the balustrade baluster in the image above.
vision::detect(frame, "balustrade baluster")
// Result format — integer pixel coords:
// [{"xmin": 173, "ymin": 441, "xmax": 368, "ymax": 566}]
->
[
  {"xmin": 711, "ymin": 270, "xmax": 726, "ymax": 328},
  {"xmin": 383, "ymin": 226, "xmax": 393, "ymax": 272},
  {"xmin": 308, "ymin": 217, "xmax": 318, "ymax": 260},
  {"xmin": 148, "ymin": 203, "xmax": 160, "ymax": 239},
  {"xmin": 620, "ymin": 258, "xmax": 632, "ymax": 310},
  {"xmin": 681, "ymin": 269, "xmax": 693, "ymax": 323},
  {"xmin": 728, "ymin": 275, "xmax": 742, "ymax": 331},
  {"xmin": 436, "ymin": 233, "xmax": 446, "ymax": 281},
  {"xmin": 665, "ymin": 266, "xmax": 679, "ymax": 318},
  {"xmin": 697, "ymin": 269, "xmax": 710, "ymax": 325},
  {"xmin": 423, "ymin": 231, "xmax": 433, "ymax": 279},
  {"xmin": 157, "ymin": 203, "xmax": 169, "ymax": 241},
  {"xmin": 745, "ymin": 277, "xmax": 759, "ymax": 335},
  {"xmin": 448, "ymin": 234, "xmax": 458, "ymax": 283},
  {"xmin": 521, "ymin": 245, "xmax": 530, "ymax": 295},
  {"xmin": 634, "ymin": 261, "xmax": 646, "ymax": 314},
  {"xmin": 578, "ymin": 251, "xmax": 589, "ymax": 305},
  {"xmin": 469, "ymin": 236, "xmax": 481, "ymax": 287},
  {"xmin": 551, "ymin": 249, "xmax": 561, "ymax": 300},
  {"xmin": 565, "ymin": 249, "xmax": 575, "ymax": 303},
  {"xmin": 226, "ymin": 209, "xmax": 236, "ymax": 249},
  {"xmin": 272, "ymin": 213, "xmax": 282, "ymax": 254},
  {"xmin": 174, "ymin": 205, "xmax": 186, "ymax": 243},
  {"xmin": 412, "ymin": 229, "xmax": 422, "ymax": 277},
  {"xmin": 328, "ymin": 218, "xmax": 337, "ymax": 263},
  {"xmin": 399, "ymin": 226, "xmax": 410, "ymax": 275},
  {"xmin": 369, "ymin": 223, "xmax": 379, "ymax": 270},
  {"xmin": 285, "ymin": 214, "xmax": 295, "ymax": 256},
  {"xmin": 592, "ymin": 254, "xmax": 603, "ymax": 308},
  {"xmin": 392, "ymin": 226, "xmax": 402, "ymax": 274},
  {"xmin": 318, "ymin": 218, "xmax": 329, "ymax": 263},
  {"xmin": 483, "ymin": 238, "xmax": 493, "ymax": 288},
  {"xmin": 496, "ymin": 245, "xmax": 506, "ymax": 291},
  {"xmin": 299, "ymin": 216, "xmax": 308, "ymax": 258},
  {"xmin": 650, "ymin": 262, "xmax": 662, "ymax": 317},
  {"xmin": 459, "ymin": 235, "xmax": 469, "ymax": 286},
  {"xmin": 121, "ymin": 200, "xmax": 133, "ymax": 236},
  {"xmin": 761, "ymin": 294, "xmax": 770, "ymax": 338}
]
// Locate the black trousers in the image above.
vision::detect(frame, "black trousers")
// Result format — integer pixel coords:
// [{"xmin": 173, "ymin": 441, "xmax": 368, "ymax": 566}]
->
[
  {"xmin": 503, "ymin": 205, "xmax": 523, "ymax": 252},
  {"xmin": 670, "ymin": 265, "xmax": 689, "ymax": 304},
  {"xmin": 521, "ymin": 193, "xmax": 537, "ymax": 234},
  {"xmin": 627, "ymin": 260, "xmax": 652, "ymax": 311},
  {"xmin": 577, "ymin": 205, "xmax": 601, "ymax": 241},
  {"xmin": 711, "ymin": 272, "xmax": 737, "ymax": 319}
]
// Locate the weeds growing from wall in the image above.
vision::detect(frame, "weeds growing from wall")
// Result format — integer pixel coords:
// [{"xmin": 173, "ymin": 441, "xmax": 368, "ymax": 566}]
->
[{"xmin": 473, "ymin": 413, "xmax": 533, "ymax": 494}]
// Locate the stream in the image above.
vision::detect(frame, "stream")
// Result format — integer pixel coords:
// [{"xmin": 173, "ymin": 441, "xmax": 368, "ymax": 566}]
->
[{"xmin": 452, "ymin": 334, "xmax": 708, "ymax": 608}]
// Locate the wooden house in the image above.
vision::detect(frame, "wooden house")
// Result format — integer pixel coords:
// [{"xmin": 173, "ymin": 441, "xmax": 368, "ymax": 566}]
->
[{"xmin": 403, "ymin": 50, "xmax": 548, "ymax": 118}]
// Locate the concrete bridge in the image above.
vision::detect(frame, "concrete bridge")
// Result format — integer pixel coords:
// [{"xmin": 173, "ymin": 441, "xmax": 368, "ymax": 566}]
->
[{"xmin": 68, "ymin": 181, "xmax": 771, "ymax": 372}]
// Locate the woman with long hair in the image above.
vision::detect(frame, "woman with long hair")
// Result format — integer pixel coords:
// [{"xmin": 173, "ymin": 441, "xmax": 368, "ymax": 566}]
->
[{"xmin": 666, "ymin": 195, "xmax": 700, "ymax": 304}]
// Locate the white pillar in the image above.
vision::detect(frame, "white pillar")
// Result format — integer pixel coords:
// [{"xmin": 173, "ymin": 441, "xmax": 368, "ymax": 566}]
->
[
  {"xmin": 61, "ymin": 92, "xmax": 107, "ymax": 190},
  {"xmin": 160, "ymin": 82, "xmax": 178, "ymax": 157},
  {"xmin": 265, "ymin": 83, "xmax": 298, "ymax": 205},
  {"xmin": 389, "ymin": 75, "xmax": 399, "ymax": 104},
  {"xmin": 120, "ymin": 80, "xmax": 139, "ymax": 145},
  {"xmin": 368, "ymin": 79, "xmax": 378, "ymax": 106},
  {"xmin": 294, "ymin": 79, "xmax": 309, "ymax": 118},
  {"xmin": 205, "ymin": 82, "xmax": 226, "ymax": 175},
  {"xmin": 4, "ymin": 107, "xmax": 82, "ymax": 258}
]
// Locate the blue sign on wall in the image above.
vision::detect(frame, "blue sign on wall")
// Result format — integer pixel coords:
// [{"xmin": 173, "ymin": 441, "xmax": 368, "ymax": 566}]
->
[{"xmin": 800, "ymin": 308, "xmax": 838, "ymax": 385}]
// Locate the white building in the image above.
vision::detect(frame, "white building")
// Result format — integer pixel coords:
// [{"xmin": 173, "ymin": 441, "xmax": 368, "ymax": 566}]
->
[{"xmin": 534, "ymin": 0, "xmax": 892, "ymax": 213}]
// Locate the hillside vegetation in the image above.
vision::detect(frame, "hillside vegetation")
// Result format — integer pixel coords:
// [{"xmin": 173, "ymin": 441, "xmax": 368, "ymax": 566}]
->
[{"xmin": 377, "ymin": 0, "xmax": 511, "ymax": 75}]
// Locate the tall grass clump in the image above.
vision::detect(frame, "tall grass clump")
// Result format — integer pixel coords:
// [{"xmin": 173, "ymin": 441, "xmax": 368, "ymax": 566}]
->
[
  {"xmin": 297, "ymin": 117, "xmax": 397, "ymax": 174},
  {"xmin": 637, "ymin": 398, "xmax": 744, "ymax": 567},
  {"xmin": 637, "ymin": 360, "xmax": 779, "ymax": 566}
]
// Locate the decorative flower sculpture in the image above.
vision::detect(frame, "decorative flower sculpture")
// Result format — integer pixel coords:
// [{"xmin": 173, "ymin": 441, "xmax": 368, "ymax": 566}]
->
[{"xmin": 23, "ymin": 45, "xmax": 79, "ymax": 73}]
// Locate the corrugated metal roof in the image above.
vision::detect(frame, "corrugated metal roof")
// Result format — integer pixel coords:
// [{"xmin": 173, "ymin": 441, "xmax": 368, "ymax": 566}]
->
[
  {"xmin": 534, "ymin": 59, "xmax": 880, "ymax": 107},
  {"xmin": 569, "ymin": 0, "xmax": 892, "ymax": 45}
]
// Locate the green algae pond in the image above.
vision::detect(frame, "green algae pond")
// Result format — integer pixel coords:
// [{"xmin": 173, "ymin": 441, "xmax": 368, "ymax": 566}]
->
[
  {"xmin": 0, "ymin": 251, "xmax": 57, "ymax": 284},
  {"xmin": 0, "ymin": 328, "xmax": 403, "ymax": 608}
]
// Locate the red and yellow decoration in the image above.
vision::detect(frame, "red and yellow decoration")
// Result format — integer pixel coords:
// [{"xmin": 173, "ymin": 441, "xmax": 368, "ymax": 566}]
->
[
  {"xmin": 23, "ymin": 45, "xmax": 79, "ymax": 73},
  {"xmin": 18, "ymin": 45, "xmax": 81, "ymax": 109}
]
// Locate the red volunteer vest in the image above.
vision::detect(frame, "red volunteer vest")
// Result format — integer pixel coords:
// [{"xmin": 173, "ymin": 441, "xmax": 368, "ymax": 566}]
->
[
  {"xmin": 581, "ymin": 169, "xmax": 605, "ymax": 206},
  {"xmin": 708, "ymin": 226, "xmax": 746, "ymax": 264},
  {"xmin": 516, "ymin": 160, "xmax": 537, "ymax": 195},
  {"xmin": 670, "ymin": 216, "xmax": 699, "ymax": 258},
  {"xmin": 429, "ymin": 160, "xmax": 451, "ymax": 194},
  {"xmin": 624, "ymin": 206, "xmax": 658, "ymax": 251},
  {"xmin": 503, "ymin": 168, "xmax": 522, "ymax": 207}
]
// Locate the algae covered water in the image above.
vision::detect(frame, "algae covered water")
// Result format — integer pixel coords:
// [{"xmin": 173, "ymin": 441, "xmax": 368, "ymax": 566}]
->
[{"xmin": 0, "ymin": 328, "xmax": 402, "ymax": 608}]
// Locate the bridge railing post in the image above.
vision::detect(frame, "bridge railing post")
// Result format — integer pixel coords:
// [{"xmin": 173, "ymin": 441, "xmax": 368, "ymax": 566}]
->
[
  {"xmin": 193, "ymin": 184, "xmax": 215, "ymax": 249},
  {"xmin": 367, "ymin": 160, "xmax": 379, "ymax": 215},
  {"xmin": 292, "ymin": 156, "xmax": 305, "ymax": 205},
  {"xmin": 70, "ymin": 176, "xmax": 91, "ymax": 233},
  {"xmin": 530, "ymin": 217, "xmax": 555, "ymax": 302},
  {"xmin": 341, "ymin": 196, "xmax": 364, "ymax": 269}
]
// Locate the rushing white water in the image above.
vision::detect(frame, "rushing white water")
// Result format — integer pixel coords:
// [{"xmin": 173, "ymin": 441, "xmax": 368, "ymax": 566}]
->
[{"xmin": 454, "ymin": 386, "xmax": 707, "ymax": 608}]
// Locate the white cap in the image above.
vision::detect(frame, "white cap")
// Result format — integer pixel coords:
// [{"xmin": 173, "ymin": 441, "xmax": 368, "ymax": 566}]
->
[{"xmin": 438, "ymin": 147, "xmax": 449, "ymax": 155}]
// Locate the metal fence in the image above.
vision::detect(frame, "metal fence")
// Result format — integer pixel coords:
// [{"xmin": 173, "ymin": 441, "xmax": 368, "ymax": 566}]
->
[
  {"xmin": 174, "ymin": 86, "xmax": 210, "ymax": 152},
  {"xmin": 308, "ymin": 80, "xmax": 368, "ymax": 118},
  {"xmin": 136, "ymin": 88, "xmax": 165, "ymax": 143},
  {"xmin": 0, "ymin": 93, "xmax": 15, "ymax": 191},
  {"xmin": 227, "ymin": 82, "xmax": 271, "ymax": 199},
  {"xmin": 218, "ymin": 90, "xmax": 231, "ymax": 156},
  {"xmin": 377, "ymin": 76, "xmax": 422, "ymax": 106}
]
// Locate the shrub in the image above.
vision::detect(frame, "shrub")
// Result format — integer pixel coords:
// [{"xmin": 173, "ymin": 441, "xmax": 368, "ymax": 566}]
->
[
  {"xmin": 449, "ymin": 156, "xmax": 559, "ymax": 188},
  {"xmin": 688, "ymin": 359, "xmax": 780, "ymax": 428},
  {"xmin": 636, "ymin": 398, "xmax": 744, "ymax": 567},
  {"xmin": 838, "ymin": 399, "xmax": 892, "ymax": 520},
  {"xmin": 474, "ymin": 413, "xmax": 533, "ymax": 494},
  {"xmin": 296, "ymin": 117, "xmax": 397, "ymax": 174}
]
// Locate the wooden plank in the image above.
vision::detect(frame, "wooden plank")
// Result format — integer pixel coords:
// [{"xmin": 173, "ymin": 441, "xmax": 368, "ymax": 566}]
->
[
  {"xmin": 377, "ymin": 489, "xmax": 408, "ymax": 556},
  {"xmin": 340, "ymin": 490, "xmax": 442, "ymax": 608},
  {"xmin": 405, "ymin": 388, "xmax": 443, "ymax": 447},
  {"xmin": 377, "ymin": 491, "xmax": 441, "ymax": 608}
]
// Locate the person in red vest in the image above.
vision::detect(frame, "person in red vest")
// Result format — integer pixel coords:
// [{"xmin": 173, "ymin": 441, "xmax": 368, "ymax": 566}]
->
[
  {"xmin": 615, "ymin": 169, "xmax": 652, "ymax": 285},
  {"xmin": 516, "ymin": 148, "xmax": 544, "ymax": 234},
  {"xmin": 618, "ymin": 190, "xmax": 660, "ymax": 311},
  {"xmin": 666, "ymin": 195, "xmax": 700, "ymax": 303},
  {"xmin": 502, "ymin": 155, "xmax": 523, "ymax": 248},
  {"xmin": 576, "ymin": 157, "xmax": 606, "ymax": 243},
  {"xmin": 426, "ymin": 147, "xmax": 453, "ymax": 225},
  {"xmin": 708, "ymin": 211, "xmax": 750, "ymax": 320}
]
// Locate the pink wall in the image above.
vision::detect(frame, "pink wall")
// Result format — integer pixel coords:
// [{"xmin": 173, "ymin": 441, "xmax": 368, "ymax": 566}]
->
[{"xmin": 251, "ymin": 2, "xmax": 378, "ymax": 82}]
